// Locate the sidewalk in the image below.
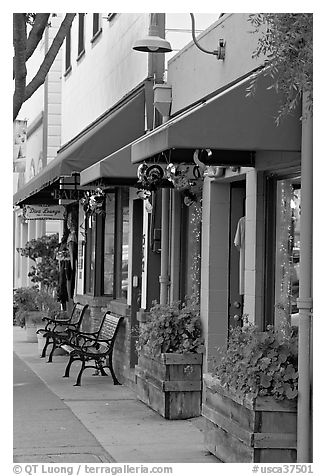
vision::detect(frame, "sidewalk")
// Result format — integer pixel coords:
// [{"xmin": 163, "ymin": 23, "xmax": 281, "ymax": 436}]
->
[{"xmin": 13, "ymin": 326, "xmax": 219, "ymax": 463}]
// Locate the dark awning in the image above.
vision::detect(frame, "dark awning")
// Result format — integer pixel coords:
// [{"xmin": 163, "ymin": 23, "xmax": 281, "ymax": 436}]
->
[
  {"xmin": 13, "ymin": 84, "xmax": 146, "ymax": 205},
  {"xmin": 131, "ymin": 71, "xmax": 301, "ymax": 165},
  {"xmin": 80, "ymin": 144, "xmax": 138, "ymax": 186}
]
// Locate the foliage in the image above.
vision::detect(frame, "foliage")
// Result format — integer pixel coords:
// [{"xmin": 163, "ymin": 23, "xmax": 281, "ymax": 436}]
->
[
  {"xmin": 136, "ymin": 296, "xmax": 205, "ymax": 358},
  {"xmin": 13, "ymin": 286, "xmax": 61, "ymax": 327},
  {"xmin": 27, "ymin": 258, "xmax": 59, "ymax": 290},
  {"xmin": 247, "ymin": 13, "xmax": 313, "ymax": 123},
  {"xmin": 17, "ymin": 233, "xmax": 59, "ymax": 261},
  {"xmin": 212, "ymin": 324, "xmax": 298, "ymax": 401},
  {"xmin": 17, "ymin": 234, "xmax": 60, "ymax": 290}
]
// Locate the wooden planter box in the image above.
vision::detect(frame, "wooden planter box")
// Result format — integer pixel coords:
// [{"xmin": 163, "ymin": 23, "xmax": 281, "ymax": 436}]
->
[
  {"xmin": 135, "ymin": 353, "xmax": 202, "ymax": 419},
  {"xmin": 202, "ymin": 374, "xmax": 297, "ymax": 463}
]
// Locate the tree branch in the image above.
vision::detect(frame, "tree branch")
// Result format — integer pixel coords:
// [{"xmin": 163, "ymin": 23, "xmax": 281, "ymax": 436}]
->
[
  {"xmin": 25, "ymin": 13, "xmax": 50, "ymax": 62},
  {"xmin": 14, "ymin": 13, "xmax": 76, "ymax": 121},
  {"xmin": 13, "ymin": 13, "xmax": 27, "ymax": 121}
]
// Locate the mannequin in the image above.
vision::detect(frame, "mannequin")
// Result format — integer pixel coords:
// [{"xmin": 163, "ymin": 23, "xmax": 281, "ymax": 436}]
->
[
  {"xmin": 234, "ymin": 216, "xmax": 245, "ymax": 295},
  {"xmin": 56, "ymin": 207, "xmax": 78, "ymax": 311},
  {"xmin": 67, "ymin": 220, "xmax": 77, "ymax": 298}
]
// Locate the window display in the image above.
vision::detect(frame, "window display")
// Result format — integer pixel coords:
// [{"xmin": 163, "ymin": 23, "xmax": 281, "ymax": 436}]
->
[{"xmin": 274, "ymin": 177, "xmax": 301, "ymax": 326}]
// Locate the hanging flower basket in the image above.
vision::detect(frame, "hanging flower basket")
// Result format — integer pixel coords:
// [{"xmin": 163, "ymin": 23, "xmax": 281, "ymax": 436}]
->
[{"xmin": 81, "ymin": 188, "xmax": 106, "ymax": 216}]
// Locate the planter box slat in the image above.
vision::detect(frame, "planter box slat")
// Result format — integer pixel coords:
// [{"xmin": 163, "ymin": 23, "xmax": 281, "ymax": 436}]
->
[
  {"xmin": 202, "ymin": 403, "xmax": 253, "ymax": 445},
  {"xmin": 259, "ymin": 409, "xmax": 297, "ymax": 434},
  {"xmin": 202, "ymin": 375, "xmax": 297, "ymax": 463},
  {"xmin": 136, "ymin": 353, "xmax": 202, "ymax": 419},
  {"xmin": 163, "ymin": 380, "xmax": 201, "ymax": 392},
  {"xmin": 253, "ymin": 433, "xmax": 297, "ymax": 449},
  {"xmin": 204, "ymin": 417, "xmax": 253, "ymax": 463},
  {"xmin": 205, "ymin": 384, "xmax": 255, "ymax": 431},
  {"xmin": 162, "ymin": 353, "xmax": 202, "ymax": 365},
  {"xmin": 254, "ymin": 397, "xmax": 297, "ymax": 412},
  {"xmin": 138, "ymin": 355, "xmax": 167, "ymax": 380},
  {"xmin": 167, "ymin": 364, "xmax": 202, "ymax": 381},
  {"xmin": 203, "ymin": 404, "xmax": 296, "ymax": 449},
  {"xmin": 135, "ymin": 366, "xmax": 202, "ymax": 392},
  {"xmin": 135, "ymin": 365, "xmax": 163, "ymax": 390}
]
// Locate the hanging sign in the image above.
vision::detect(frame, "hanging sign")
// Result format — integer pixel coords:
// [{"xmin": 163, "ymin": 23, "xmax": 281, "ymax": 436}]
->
[{"xmin": 23, "ymin": 204, "xmax": 65, "ymax": 220}]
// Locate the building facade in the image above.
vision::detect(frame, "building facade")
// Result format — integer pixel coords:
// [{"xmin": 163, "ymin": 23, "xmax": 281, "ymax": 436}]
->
[
  {"xmin": 13, "ymin": 15, "xmax": 312, "ymax": 454},
  {"xmin": 13, "ymin": 14, "xmax": 64, "ymax": 288}
]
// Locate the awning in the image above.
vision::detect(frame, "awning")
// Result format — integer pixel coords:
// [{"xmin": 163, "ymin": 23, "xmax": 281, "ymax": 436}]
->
[
  {"xmin": 131, "ymin": 71, "xmax": 301, "ymax": 165},
  {"xmin": 13, "ymin": 84, "xmax": 146, "ymax": 205},
  {"xmin": 80, "ymin": 144, "xmax": 138, "ymax": 186}
]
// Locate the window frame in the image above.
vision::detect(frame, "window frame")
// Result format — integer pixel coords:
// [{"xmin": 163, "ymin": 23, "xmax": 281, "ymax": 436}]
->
[
  {"xmin": 263, "ymin": 169, "xmax": 301, "ymax": 328},
  {"xmin": 64, "ymin": 24, "xmax": 72, "ymax": 75},
  {"xmin": 77, "ymin": 13, "xmax": 86, "ymax": 60},
  {"xmin": 91, "ymin": 13, "xmax": 102, "ymax": 43}
]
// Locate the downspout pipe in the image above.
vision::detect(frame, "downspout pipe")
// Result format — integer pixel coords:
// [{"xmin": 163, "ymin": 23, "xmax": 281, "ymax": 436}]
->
[
  {"xmin": 297, "ymin": 92, "xmax": 313, "ymax": 462},
  {"xmin": 153, "ymin": 84, "xmax": 172, "ymax": 305},
  {"xmin": 159, "ymin": 115, "xmax": 170, "ymax": 305}
]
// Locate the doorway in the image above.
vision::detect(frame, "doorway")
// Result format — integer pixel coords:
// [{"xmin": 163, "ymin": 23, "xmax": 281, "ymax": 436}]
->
[{"xmin": 228, "ymin": 181, "xmax": 246, "ymax": 330}]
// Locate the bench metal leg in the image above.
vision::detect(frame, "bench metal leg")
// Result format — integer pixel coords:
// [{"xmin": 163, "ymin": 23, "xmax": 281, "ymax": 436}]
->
[
  {"xmin": 48, "ymin": 341, "xmax": 57, "ymax": 362},
  {"xmin": 40, "ymin": 336, "xmax": 51, "ymax": 358},
  {"xmin": 108, "ymin": 353, "xmax": 121, "ymax": 385},
  {"xmin": 63, "ymin": 354, "xmax": 75, "ymax": 378},
  {"xmin": 74, "ymin": 358, "xmax": 86, "ymax": 386},
  {"xmin": 47, "ymin": 337, "xmax": 60, "ymax": 363}
]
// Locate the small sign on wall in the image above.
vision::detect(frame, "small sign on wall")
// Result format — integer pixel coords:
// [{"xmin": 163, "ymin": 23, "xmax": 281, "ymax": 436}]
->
[{"xmin": 23, "ymin": 204, "xmax": 65, "ymax": 220}]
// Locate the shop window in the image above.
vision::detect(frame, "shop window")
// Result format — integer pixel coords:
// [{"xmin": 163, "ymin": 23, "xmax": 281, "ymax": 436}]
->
[
  {"xmin": 85, "ymin": 214, "xmax": 96, "ymax": 294},
  {"xmin": 117, "ymin": 189, "xmax": 129, "ymax": 301},
  {"xmin": 103, "ymin": 188, "xmax": 129, "ymax": 301},
  {"xmin": 64, "ymin": 25, "xmax": 72, "ymax": 75},
  {"xmin": 265, "ymin": 175, "xmax": 301, "ymax": 327},
  {"xmin": 77, "ymin": 13, "xmax": 85, "ymax": 59},
  {"xmin": 84, "ymin": 188, "xmax": 129, "ymax": 301},
  {"xmin": 180, "ymin": 200, "xmax": 201, "ymax": 301},
  {"xmin": 103, "ymin": 194, "xmax": 116, "ymax": 295}
]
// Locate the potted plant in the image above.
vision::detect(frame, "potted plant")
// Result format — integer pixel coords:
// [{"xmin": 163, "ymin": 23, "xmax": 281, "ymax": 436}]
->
[
  {"xmin": 13, "ymin": 287, "xmax": 61, "ymax": 343},
  {"xmin": 16, "ymin": 233, "xmax": 60, "ymax": 291},
  {"xmin": 34, "ymin": 290, "xmax": 62, "ymax": 355},
  {"xmin": 202, "ymin": 322, "xmax": 298, "ymax": 463},
  {"xmin": 135, "ymin": 296, "xmax": 204, "ymax": 419}
]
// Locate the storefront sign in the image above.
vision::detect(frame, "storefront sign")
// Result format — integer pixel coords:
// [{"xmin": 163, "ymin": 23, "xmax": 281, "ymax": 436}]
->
[
  {"xmin": 23, "ymin": 204, "xmax": 65, "ymax": 220},
  {"xmin": 52, "ymin": 189, "xmax": 86, "ymax": 201}
]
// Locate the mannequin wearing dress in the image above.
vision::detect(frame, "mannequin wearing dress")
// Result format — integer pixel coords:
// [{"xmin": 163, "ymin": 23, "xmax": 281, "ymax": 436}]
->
[{"xmin": 234, "ymin": 216, "xmax": 245, "ymax": 295}]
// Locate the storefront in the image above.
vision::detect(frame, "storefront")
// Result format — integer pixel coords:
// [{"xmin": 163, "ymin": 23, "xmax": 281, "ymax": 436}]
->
[
  {"xmin": 129, "ymin": 69, "xmax": 302, "ymax": 371},
  {"xmin": 13, "ymin": 81, "xmax": 150, "ymax": 337}
]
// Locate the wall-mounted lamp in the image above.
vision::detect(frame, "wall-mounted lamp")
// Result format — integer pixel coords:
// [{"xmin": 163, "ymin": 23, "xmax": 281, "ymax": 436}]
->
[
  {"xmin": 133, "ymin": 13, "xmax": 225, "ymax": 60},
  {"xmin": 190, "ymin": 13, "xmax": 225, "ymax": 59}
]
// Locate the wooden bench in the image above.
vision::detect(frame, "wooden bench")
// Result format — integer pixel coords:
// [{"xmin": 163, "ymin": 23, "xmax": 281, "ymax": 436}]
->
[
  {"xmin": 61, "ymin": 311, "xmax": 123, "ymax": 387},
  {"xmin": 37, "ymin": 303, "xmax": 88, "ymax": 363}
]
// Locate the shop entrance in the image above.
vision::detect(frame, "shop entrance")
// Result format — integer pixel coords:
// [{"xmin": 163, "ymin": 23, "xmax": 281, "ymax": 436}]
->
[
  {"xmin": 130, "ymin": 199, "xmax": 143, "ymax": 367},
  {"xmin": 228, "ymin": 181, "xmax": 246, "ymax": 330}
]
